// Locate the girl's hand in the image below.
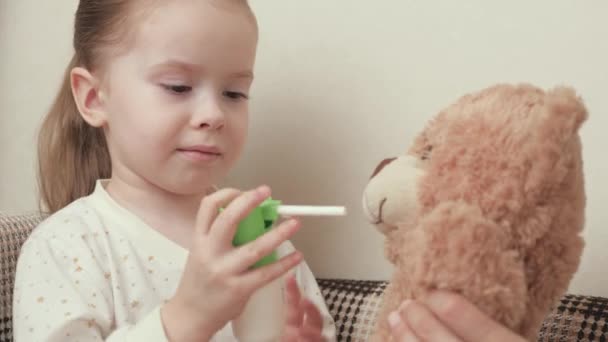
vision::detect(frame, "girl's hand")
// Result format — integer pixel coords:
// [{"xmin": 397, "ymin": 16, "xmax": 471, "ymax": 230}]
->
[
  {"xmin": 388, "ymin": 291, "xmax": 527, "ymax": 342},
  {"xmin": 162, "ymin": 186, "xmax": 304, "ymax": 341},
  {"xmin": 281, "ymin": 274, "xmax": 325, "ymax": 341}
]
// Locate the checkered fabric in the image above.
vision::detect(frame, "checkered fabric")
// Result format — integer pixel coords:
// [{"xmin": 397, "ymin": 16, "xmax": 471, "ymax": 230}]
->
[
  {"xmin": 0, "ymin": 212, "xmax": 45, "ymax": 342},
  {"xmin": 317, "ymin": 278, "xmax": 608, "ymax": 342},
  {"xmin": 537, "ymin": 294, "xmax": 608, "ymax": 342},
  {"xmin": 317, "ymin": 279, "xmax": 387, "ymax": 341},
  {"xmin": 1, "ymin": 212, "xmax": 608, "ymax": 342}
]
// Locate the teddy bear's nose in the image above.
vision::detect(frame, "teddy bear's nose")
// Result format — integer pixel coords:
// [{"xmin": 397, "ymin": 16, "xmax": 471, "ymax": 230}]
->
[{"xmin": 370, "ymin": 157, "xmax": 396, "ymax": 179}]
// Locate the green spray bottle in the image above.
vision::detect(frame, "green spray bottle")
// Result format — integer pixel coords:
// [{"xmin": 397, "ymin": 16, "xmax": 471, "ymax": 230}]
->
[{"xmin": 231, "ymin": 198, "xmax": 282, "ymax": 268}]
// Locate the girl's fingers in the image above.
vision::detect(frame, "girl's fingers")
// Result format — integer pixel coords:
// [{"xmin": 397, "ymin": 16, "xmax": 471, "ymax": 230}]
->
[
  {"xmin": 240, "ymin": 251, "xmax": 304, "ymax": 292},
  {"xmin": 195, "ymin": 188, "xmax": 241, "ymax": 235},
  {"xmin": 209, "ymin": 185, "xmax": 271, "ymax": 247},
  {"xmin": 225, "ymin": 218, "xmax": 301, "ymax": 273},
  {"xmin": 300, "ymin": 327, "xmax": 323, "ymax": 341},
  {"xmin": 285, "ymin": 274, "xmax": 304, "ymax": 327},
  {"xmin": 281, "ymin": 327, "xmax": 301, "ymax": 342},
  {"xmin": 302, "ymin": 299, "xmax": 324, "ymax": 333}
]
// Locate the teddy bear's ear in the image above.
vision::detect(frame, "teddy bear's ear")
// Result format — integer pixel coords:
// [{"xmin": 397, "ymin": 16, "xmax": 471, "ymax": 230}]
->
[
  {"xmin": 525, "ymin": 86, "xmax": 588, "ymax": 193},
  {"xmin": 541, "ymin": 87, "xmax": 588, "ymax": 145}
]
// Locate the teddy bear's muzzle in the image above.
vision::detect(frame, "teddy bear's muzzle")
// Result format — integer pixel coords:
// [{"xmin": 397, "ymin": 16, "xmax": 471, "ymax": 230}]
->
[
  {"xmin": 362, "ymin": 155, "xmax": 426, "ymax": 234},
  {"xmin": 362, "ymin": 194, "xmax": 386, "ymax": 224},
  {"xmin": 370, "ymin": 157, "xmax": 397, "ymax": 179}
]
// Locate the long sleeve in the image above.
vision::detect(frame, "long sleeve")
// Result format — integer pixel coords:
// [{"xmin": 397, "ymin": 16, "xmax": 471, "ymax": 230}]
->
[{"xmin": 13, "ymin": 227, "xmax": 169, "ymax": 341}]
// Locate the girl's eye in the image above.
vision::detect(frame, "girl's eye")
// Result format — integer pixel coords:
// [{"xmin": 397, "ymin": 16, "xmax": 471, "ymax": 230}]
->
[
  {"xmin": 223, "ymin": 91, "xmax": 249, "ymax": 100},
  {"xmin": 162, "ymin": 84, "xmax": 192, "ymax": 94}
]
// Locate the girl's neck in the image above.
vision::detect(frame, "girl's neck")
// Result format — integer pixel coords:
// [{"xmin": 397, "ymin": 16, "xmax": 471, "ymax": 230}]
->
[{"xmin": 105, "ymin": 174, "xmax": 211, "ymax": 249}]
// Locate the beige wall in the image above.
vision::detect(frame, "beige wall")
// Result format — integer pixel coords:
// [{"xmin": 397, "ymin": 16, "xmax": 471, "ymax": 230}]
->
[
  {"xmin": 2, "ymin": 1, "xmax": 608, "ymax": 296},
  {"xmin": 0, "ymin": 0, "xmax": 77, "ymax": 211}
]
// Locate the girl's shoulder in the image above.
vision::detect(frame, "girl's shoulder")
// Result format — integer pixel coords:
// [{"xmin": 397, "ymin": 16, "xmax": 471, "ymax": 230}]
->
[{"xmin": 24, "ymin": 197, "xmax": 105, "ymax": 248}]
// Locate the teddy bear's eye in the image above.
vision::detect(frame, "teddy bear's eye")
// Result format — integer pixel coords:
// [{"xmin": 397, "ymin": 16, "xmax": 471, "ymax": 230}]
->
[{"xmin": 421, "ymin": 145, "xmax": 433, "ymax": 160}]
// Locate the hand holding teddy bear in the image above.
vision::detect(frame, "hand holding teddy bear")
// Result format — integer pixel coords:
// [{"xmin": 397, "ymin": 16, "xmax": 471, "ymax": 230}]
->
[{"xmin": 389, "ymin": 290, "xmax": 526, "ymax": 341}]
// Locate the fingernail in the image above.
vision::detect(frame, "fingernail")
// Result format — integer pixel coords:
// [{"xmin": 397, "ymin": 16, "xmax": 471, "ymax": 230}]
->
[
  {"xmin": 388, "ymin": 311, "xmax": 401, "ymax": 328},
  {"xmin": 290, "ymin": 250, "xmax": 303, "ymax": 261},
  {"xmin": 280, "ymin": 218, "xmax": 298, "ymax": 230},
  {"xmin": 257, "ymin": 185, "xmax": 271, "ymax": 197}
]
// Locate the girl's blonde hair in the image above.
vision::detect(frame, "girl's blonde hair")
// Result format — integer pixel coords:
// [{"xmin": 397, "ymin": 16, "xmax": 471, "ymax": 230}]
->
[{"xmin": 38, "ymin": 1, "xmax": 133, "ymax": 213}]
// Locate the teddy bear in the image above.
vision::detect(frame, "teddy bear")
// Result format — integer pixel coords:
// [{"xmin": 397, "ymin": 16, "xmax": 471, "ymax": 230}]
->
[{"xmin": 362, "ymin": 83, "xmax": 588, "ymax": 341}]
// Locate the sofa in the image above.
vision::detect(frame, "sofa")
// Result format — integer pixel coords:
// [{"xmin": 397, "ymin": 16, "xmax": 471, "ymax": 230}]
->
[{"xmin": 1, "ymin": 212, "xmax": 607, "ymax": 341}]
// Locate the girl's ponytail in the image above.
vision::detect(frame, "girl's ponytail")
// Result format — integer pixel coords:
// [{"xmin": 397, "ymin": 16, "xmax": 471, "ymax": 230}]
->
[{"xmin": 37, "ymin": 54, "xmax": 111, "ymax": 213}]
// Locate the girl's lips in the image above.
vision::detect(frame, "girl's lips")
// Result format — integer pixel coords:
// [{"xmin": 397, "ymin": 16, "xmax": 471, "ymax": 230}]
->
[
  {"xmin": 180, "ymin": 145, "xmax": 221, "ymax": 154},
  {"xmin": 177, "ymin": 146, "xmax": 222, "ymax": 162}
]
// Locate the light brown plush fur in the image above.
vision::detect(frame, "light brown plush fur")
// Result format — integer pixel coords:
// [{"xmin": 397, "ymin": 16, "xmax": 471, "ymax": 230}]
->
[{"xmin": 362, "ymin": 84, "xmax": 587, "ymax": 341}]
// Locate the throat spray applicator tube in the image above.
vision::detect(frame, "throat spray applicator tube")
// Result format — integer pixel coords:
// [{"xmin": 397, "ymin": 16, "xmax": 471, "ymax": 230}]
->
[{"xmin": 230, "ymin": 198, "xmax": 346, "ymax": 341}]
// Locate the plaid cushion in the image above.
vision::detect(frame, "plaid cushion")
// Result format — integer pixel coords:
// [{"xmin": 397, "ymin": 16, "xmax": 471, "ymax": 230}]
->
[
  {"xmin": 537, "ymin": 294, "xmax": 608, "ymax": 341},
  {"xmin": 0, "ymin": 213, "xmax": 43, "ymax": 342},
  {"xmin": 1, "ymin": 213, "xmax": 608, "ymax": 342},
  {"xmin": 317, "ymin": 278, "xmax": 608, "ymax": 342},
  {"xmin": 317, "ymin": 279, "xmax": 387, "ymax": 341}
]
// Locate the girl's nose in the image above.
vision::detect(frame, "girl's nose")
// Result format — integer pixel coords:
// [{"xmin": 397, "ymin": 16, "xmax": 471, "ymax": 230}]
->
[{"xmin": 191, "ymin": 96, "xmax": 225, "ymax": 130}]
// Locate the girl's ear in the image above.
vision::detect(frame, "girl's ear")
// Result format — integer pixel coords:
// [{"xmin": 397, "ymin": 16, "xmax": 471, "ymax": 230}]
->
[{"xmin": 70, "ymin": 67, "xmax": 107, "ymax": 127}]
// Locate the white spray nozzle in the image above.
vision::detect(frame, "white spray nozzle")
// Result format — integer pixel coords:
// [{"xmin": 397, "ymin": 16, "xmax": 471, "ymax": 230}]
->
[{"xmin": 277, "ymin": 205, "xmax": 347, "ymax": 217}]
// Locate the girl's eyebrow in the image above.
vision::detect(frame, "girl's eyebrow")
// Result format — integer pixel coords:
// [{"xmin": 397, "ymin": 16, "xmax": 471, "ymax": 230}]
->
[
  {"xmin": 231, "ymin": 70, "xmax": 254, "ymax": 79},
  {"xmin": 147, "ymin": 59, "xmax": 254, "ymax": 80},
  {"xmin": 147, "ymin": 59, "xmax": 199, "ymax": 74}
]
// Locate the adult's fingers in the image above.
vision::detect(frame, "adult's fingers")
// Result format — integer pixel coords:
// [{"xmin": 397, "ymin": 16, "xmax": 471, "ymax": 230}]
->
[
  {"xmin": 388, "ymin": 309, "xmax": 420, "ymax": 342},
  {"xmin": 423, "ymin": 291, "xmax": 526, "ymax": 342},
  {"xmin": 399, "ymin": 300, "xmax": 462, "ymax": 342}
]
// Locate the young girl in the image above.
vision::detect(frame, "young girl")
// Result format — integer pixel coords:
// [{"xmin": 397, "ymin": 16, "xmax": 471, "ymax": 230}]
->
[{"xmin": 13, "ymin": 0, "xmax": 336, "ymax": 341}]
